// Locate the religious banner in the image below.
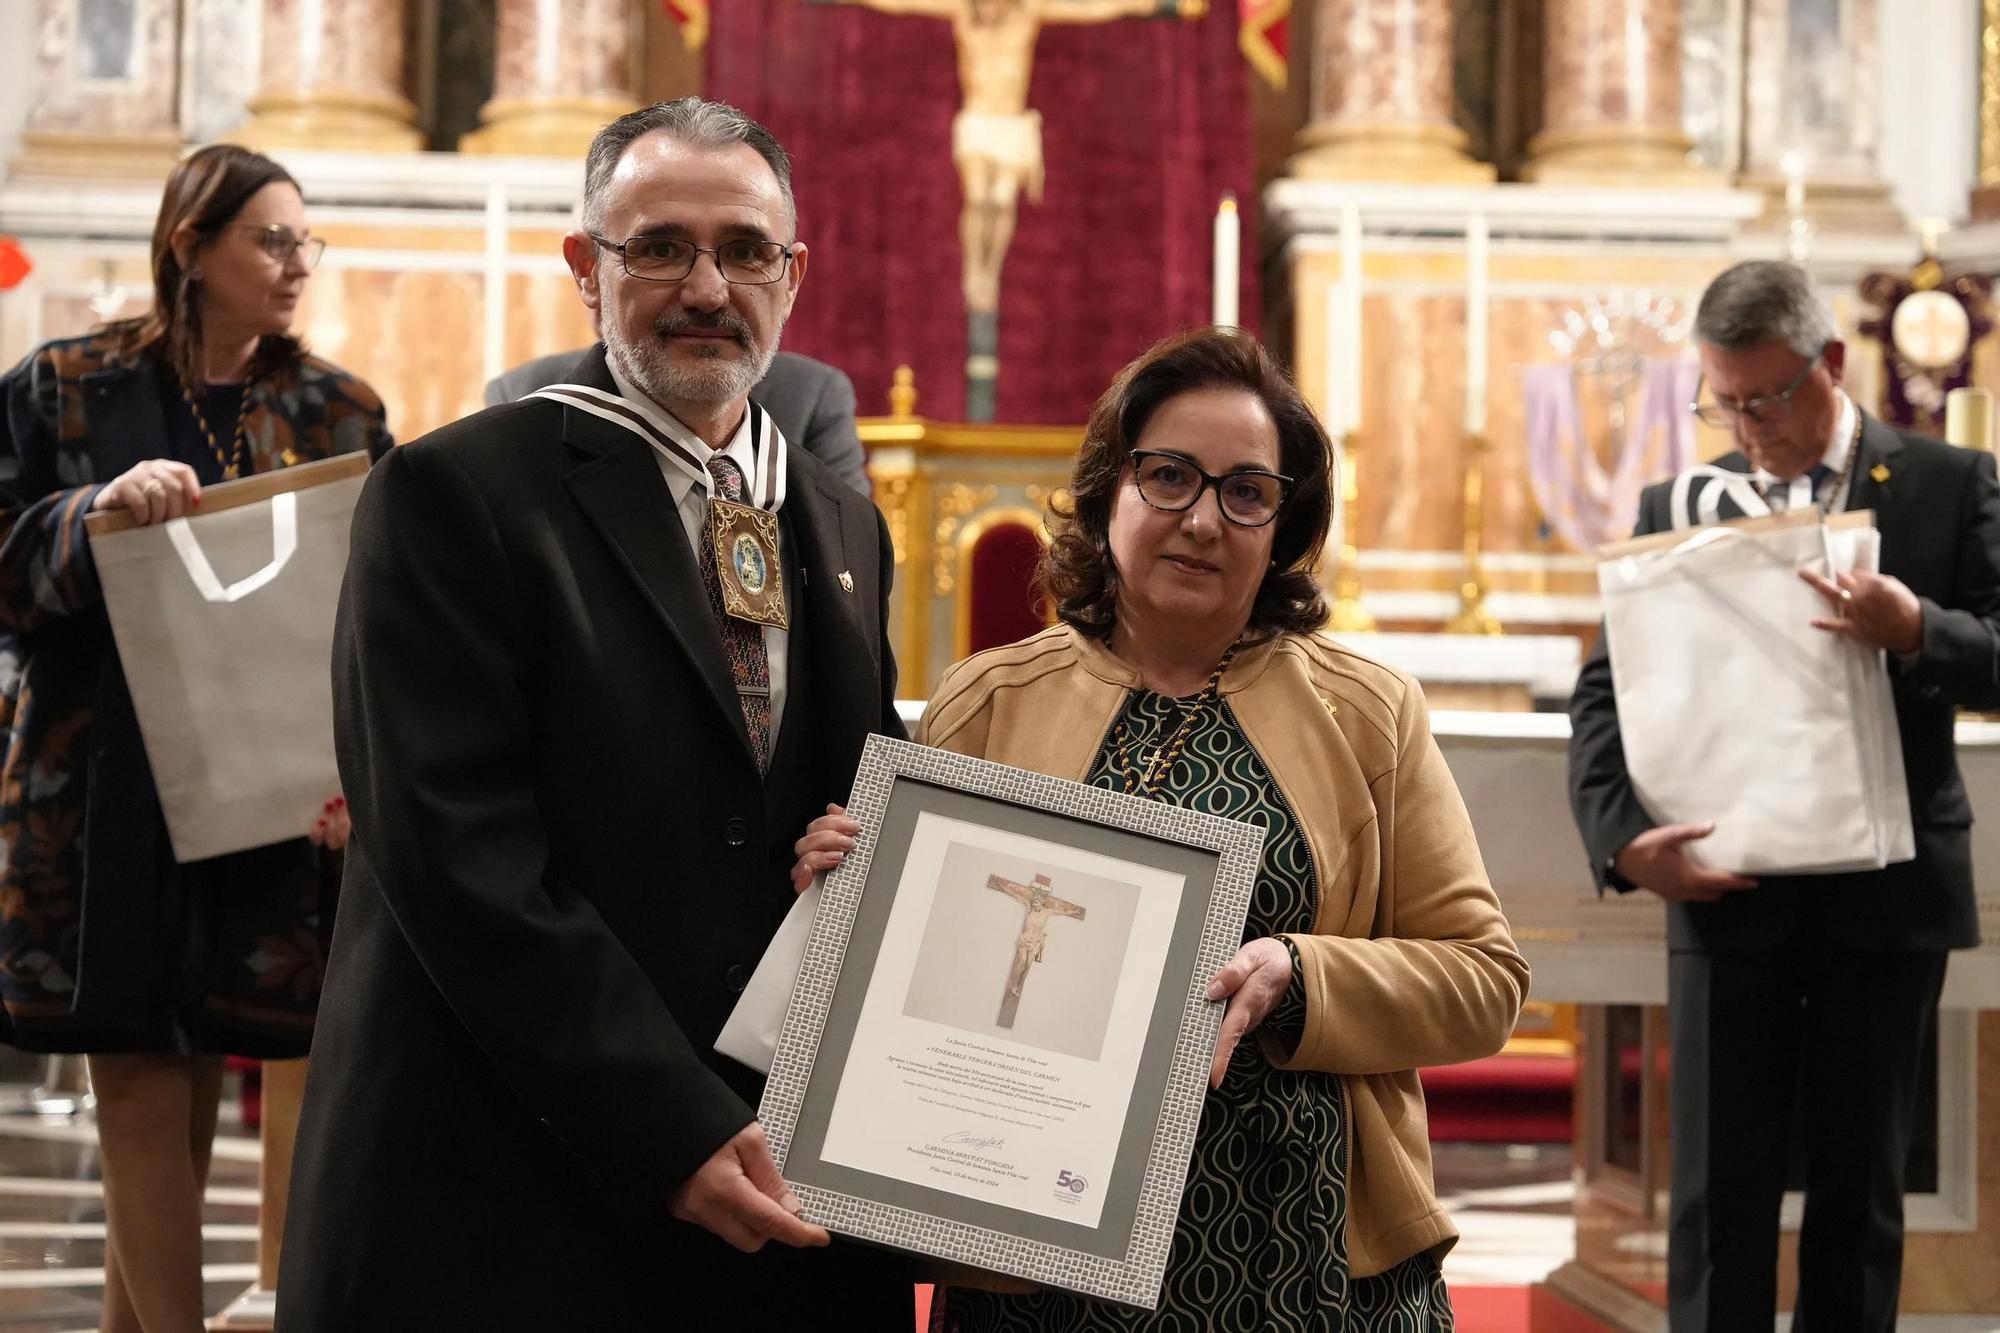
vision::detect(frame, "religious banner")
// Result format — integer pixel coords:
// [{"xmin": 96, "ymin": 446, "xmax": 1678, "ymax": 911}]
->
[
  {"xmin": 1858, "ymin": 253, "xmax": 1994, "ymax": 437},
  {"xmin": 664, "ymin": 0, "xmax": 708, "ymax": 49},
  {"xmin": 1238, "ymin": 0, "xmax": 1286, "ymax": 88},
  {"xmin": 709, "ymin": 1, "xmax": 1253, "ymax": 423},
  {"xmin": 1523, "ymin": 357, "xmax": 1699, "ymax": 554},
  {"xmin": 759, "ymin": 735, "xmax": 1261, "ymax": 1308}
]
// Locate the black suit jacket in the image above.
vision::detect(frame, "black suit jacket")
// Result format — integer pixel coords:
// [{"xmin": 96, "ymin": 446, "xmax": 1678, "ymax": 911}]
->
[
  {"xmin": 1568, "ymin": 414, "xmax": 1996, "ymax": 953},
  {"xmin": 279, "ymin": 349, "xmax": 906, "ymax": 1325},
  {"xmin": 483, "ymin": 345, "xmax": 871, "ymax": 496}
]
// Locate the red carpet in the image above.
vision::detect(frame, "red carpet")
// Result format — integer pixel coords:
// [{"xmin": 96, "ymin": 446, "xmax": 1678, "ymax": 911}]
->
[{"xmin": 916, "ymin": 1285, "xmax": 1538, "ymax": 1331}]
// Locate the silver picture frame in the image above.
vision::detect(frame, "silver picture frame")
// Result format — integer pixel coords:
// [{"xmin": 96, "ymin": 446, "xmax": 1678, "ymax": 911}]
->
[{"xmin": 759, "ymin": 734, "xmax": 1264, "ymax": 1310}]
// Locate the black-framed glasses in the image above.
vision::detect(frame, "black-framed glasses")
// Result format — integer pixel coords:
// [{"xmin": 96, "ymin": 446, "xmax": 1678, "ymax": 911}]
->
[
  {"xmin": 1690, "ymin": 346, "xmax": 1825, "ymax": 428},
  {"xmin": 590, "ymin": 233, "xmax": 795, "ymax": 285},
  {"xmin": 225, "ymin": 224, "xmax": 325, "ymax": 270},
  {"xmin": 1129, "ymin": 450, "xmax": 1293, "ymax": 528}
]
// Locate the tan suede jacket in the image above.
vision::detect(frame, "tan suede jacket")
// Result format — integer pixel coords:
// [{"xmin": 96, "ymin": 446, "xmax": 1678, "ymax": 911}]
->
[{"xmin": 916, "ymin": 625, "xmax": 1530, "ymax": 1278}]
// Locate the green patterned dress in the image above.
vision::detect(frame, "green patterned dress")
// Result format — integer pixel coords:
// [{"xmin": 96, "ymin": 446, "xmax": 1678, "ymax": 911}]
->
[{"xmin": 934, "ymin": 688, "xmax": 1454, "ymax": 1333}]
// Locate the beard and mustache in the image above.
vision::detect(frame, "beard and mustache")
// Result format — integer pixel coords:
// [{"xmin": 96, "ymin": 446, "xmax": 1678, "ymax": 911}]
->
[{"xmin": 604, "ymin": 307, "xmax": 780, "ymax": 412}]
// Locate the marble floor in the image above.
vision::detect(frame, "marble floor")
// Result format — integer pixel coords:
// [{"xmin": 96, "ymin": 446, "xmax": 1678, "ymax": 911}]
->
[{"xmin": 0, "ymin": 1048, "xmax": 1573, "ymax": 1330}]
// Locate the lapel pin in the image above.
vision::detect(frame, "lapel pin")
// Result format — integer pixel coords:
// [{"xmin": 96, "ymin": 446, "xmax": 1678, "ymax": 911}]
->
[
  {"xmin": 1870, "ymin": 464, "xmax": 1891, "ymax": 484},
  {"xmin": 838, "ymin": 570, "xmax": 854, "ymax": 593}
]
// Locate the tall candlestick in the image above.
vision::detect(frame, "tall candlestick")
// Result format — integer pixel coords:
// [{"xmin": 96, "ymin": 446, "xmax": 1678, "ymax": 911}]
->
[
  {"xmin": 1211, "ymin": 194, "xmax": 1240, "ymax": 328},
  {"xmin": 1465, "ymin": 212, "xmax": 1490, "ymax": 436},
  {"xmin": 1339, "ymin": 201, "xmax": 1364, "ymax": 439}
]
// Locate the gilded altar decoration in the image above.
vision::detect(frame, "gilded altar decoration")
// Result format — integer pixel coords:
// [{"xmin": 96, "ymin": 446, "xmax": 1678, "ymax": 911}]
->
[
  {"xmin": 1524, "ymin": 295, "xmax": 1698, "ymax": 555},
  {"xmin": 1859, "ymin": 246, "xmax": 1995, "ymax": 437}
]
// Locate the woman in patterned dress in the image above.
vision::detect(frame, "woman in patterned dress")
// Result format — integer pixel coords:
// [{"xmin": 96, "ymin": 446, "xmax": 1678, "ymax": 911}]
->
[
  {"xmin": 0, "ymin": 145, "xmax": 391, "ymax": 1333},
  {"xmin": 794, "ymin": 328, "xmax": 1528, "ymax": 1331}
]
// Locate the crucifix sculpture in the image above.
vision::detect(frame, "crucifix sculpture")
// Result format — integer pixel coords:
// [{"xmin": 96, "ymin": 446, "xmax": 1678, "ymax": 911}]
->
[
  {"xmin": 984, "ymin": 872, "xmax": 1086, "ymax": 1028},
  {"xmin": 832, "ymin": 0, "xmax": 1206, "ymax": 420}
]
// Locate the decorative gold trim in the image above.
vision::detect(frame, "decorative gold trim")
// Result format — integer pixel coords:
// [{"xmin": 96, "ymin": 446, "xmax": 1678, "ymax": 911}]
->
[
  {"xmin": 1523, "ymin": 125, "xmax": 1720, "ymax": 187},
  {"xmin": 229, "ymin": 91, "xmax": 423, "ymax": 153},
  {"xmin": 10, "ymin": 129, "xmax": 181, "ymax": 181},
  {"xmin": 1290, "ymin": 121, "xmax": 1497, "ymax": 184},
  {"xmin": 932, "ymin": 483, "xmax": 999, "ymax": 596},
  {"xmin": 1984, "ymin": 0, "xmax": 2000, "ymax": 187},
  {"xmin": 1325, "ymin": 431, "xmax": 1375, "ymax": 632},
  {"xmin": 460, "ymin": 96, "xmax": 642, "ymax": 158},
  {"xmin": 1445, "ymin": 432, "xmax": 1503, "ymax": 636},
  {"xmin": 952, "ymin": 507, "xmax": 1052, "ymax": 661},
  {"xmin": 1238, "ymin": 0, "xmax": 1290, "ymax": 90}
]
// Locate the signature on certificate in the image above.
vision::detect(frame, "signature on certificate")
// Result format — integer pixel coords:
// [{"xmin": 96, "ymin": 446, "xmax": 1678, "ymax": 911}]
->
[{"xmin": 942, "ymin": 1129, "xmax": 1008, "ymax": 1153}]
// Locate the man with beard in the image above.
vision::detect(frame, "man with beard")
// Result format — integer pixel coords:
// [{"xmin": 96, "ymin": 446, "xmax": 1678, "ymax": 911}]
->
[{"xmin": 277, "ymin": 99, "xmax": 910, "ymax": 1326}]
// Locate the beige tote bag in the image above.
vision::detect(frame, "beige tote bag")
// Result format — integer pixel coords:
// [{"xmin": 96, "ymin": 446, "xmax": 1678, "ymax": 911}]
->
[{"xmin": 85, "ymin": 452, "xmax": 370, "ymax": 863}]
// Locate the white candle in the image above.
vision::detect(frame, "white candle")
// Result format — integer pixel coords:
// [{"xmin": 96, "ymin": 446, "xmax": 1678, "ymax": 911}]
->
[
  {"xmin": 1339, "ymin": 201, "xmax": 1363, "ymax": 440},
  {"xmin": 1465, "ymin": 212, "xmax": 1490, "ymax": 436},
  {"xmin": 1212, "ymin": 194, "xmax": 1240, "ymax": 329}
]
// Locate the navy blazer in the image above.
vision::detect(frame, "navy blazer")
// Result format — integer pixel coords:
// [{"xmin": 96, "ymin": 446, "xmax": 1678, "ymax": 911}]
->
[{"xmin": 1568, "ymin": 413, "xmax": 1996, "ymax": 953}]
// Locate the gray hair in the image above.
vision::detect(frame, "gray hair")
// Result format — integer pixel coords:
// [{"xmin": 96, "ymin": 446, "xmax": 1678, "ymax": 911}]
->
[
  {"xmin": 1692, "ymin": 260, "xmax": 1840, "ymax": 358},
  {"xmin": 579, "ymin": 97, "xmax": 796, "ymax": 238}
]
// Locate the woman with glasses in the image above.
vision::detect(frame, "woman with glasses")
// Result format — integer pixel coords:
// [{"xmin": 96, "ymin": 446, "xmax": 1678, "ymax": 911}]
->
[
  {"xmin": 0, "ymin": 143, "xmax": 389, "ymax": 1333},
  {"xmin": 794, "ymin": 328, "xmax": 1527, "ymax": 1331}
]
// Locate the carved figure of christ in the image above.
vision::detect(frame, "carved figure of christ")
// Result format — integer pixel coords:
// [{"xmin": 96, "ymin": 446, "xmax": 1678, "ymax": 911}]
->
[
  {"xmin": 841, "ymin": 0, "xmax": 1205, "ymax": 313},
  {"xmin": 984, "ymin": 872, "xmax": 1086, "ymax": 1028}
]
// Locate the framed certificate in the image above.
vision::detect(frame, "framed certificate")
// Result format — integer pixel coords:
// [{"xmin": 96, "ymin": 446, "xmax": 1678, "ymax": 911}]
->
[{"xmin": 759, "ymin": 735, "xmax": 1263, "ymax": 1309}]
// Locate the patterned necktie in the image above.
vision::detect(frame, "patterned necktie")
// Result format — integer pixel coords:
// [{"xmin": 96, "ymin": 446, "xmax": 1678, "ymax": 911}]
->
[
  {"xmin": 698, "ymin": 456, "xmax": 772, "ymax": 769},
  {"xmin": 1760, "ymin": 464, "xmax": 1831, "ymax": 513}
]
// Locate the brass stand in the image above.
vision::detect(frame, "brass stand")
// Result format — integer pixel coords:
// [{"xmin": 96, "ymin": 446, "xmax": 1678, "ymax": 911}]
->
[
  {"xmin": 1326, "ymin": 430, "xmax": 1377, "ymax": 632},
  {"xmin": 1445, "ymin": 432, "xmax": 1503, "ymax": 636}
]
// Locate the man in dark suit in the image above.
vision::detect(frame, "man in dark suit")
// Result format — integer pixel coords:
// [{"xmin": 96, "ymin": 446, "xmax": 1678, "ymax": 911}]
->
[
  {"xmin": 485, "ymin": 344, "xmax": 872, "ymax": 497},
  {"xmin": 1569, "ymin": 260, "xmax": 1996, "ymax": 1333},
  {"xmin": 278, "ymin": 98, "xmax": 910, "ymax": 1327}
]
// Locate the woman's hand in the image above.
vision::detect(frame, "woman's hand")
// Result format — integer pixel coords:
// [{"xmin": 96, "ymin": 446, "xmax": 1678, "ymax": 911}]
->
[
  {"xmin": 1205, "ymin": 937, "xmax": 1294, "ymax": 1088},
  {"xmin": 91, "ymin": 459, "xmax": 202, "ymax": 526},
  {"xmin": 308, "ymin": 796, "xmax": 349, "ymax": 852},
  {"xmin": 789, "ymin": 803, "xmax": 858, "ymax": 894}
]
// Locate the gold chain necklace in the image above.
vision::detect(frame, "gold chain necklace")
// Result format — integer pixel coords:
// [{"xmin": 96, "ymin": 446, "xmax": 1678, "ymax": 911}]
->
[
  {"xmin": 1112, "ymin": 643, "xmax": 1239, "ymax": 797},
  {"xmin": 181, "ymin": 380, "xmax": 251, "ymax": 480}
]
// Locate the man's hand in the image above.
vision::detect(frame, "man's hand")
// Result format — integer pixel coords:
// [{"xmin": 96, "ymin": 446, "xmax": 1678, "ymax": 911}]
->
[
  {"xmin": 1204, "ymin": 938, "xmax": 1292, "ymax": 1088},
  {"xmin": 1613, "ymin": 823, "xmax": 1758, "ymax": 903},
  {"xmin": 669, "ymin": 1122, "xmax": 830, "ymax": 1254},
  {"xmin": 1800, "ymin": 568, "xmax": 1922, "ymax": 654}
]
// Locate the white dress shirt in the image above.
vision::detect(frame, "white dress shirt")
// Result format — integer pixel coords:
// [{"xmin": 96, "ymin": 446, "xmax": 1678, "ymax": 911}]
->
[
  {"xmin": 607, "ymin": 362, "xmax": 789, "ymax": 751},
  {"xmin": 1750, "ymin": 391, "xmax": 1859, "ymax": 514}
]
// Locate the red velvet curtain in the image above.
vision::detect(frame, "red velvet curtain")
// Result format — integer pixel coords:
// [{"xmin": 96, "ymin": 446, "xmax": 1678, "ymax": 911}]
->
[{"xmin": 708, "ymin": 3, "xmax": 1254, "ymax": 425}]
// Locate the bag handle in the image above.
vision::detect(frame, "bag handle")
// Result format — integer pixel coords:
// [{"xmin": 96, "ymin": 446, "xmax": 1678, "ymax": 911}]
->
[{"xmin": 163, "ymin": 492, "xmax": 298, "ymax": 604}]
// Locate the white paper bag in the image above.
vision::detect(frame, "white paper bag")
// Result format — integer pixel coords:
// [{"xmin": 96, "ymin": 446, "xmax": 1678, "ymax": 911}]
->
[
  {"xmin": 86, "ymin": 453, "xmax": 370, "ymax": 863},
  {"xmin": 1597, "ymin": 506, "xmax": 1913, "ymax": 875},
  {"xmin": 715, "ymin": 881, "xmax": 821, "ymax": 1074}
]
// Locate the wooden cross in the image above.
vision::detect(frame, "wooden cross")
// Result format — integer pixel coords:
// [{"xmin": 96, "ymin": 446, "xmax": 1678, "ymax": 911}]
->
[{"xmin": 984, "ymin": 871, "xmax": 1086, "ymax": 1028}]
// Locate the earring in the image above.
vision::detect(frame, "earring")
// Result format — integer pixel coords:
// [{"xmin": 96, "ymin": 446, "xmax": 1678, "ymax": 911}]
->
[{"xmin": 188, "ymin": 264, "xmax": 203, "ymax": 281}]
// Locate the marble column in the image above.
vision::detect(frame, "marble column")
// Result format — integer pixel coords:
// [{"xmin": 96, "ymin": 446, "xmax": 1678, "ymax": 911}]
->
[
  {"xmin": 1974, "ymin": 0, "xmax": 2000, "ymax": 220},
  {"xmin": 1740, "ymin": 0, "xmax": 1901, "ymax": 233},
  {"xmin": 460, "ymin": 0, "xmax": 639, "ymax": 158},
  {"xmin": 230, "ymin": 0, "xmax": 423, "ymax": 153},
  {"xmin": 12, "ymin": 0, "xmax": 182, "ymax": 180},
  {"xmin": 1291, "ymin": 0, "xmax": 1494, "ymax": 182},
  {"xmin": 1526, "ymin": 0, "xmax": 1716, "ymax": 185}
]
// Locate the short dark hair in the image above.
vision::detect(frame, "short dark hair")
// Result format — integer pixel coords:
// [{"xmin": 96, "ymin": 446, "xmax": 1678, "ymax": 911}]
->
[
  {"xmin": 1693, "ymin": 260, "xmax": 1839, "ymax": 357},
  {"xmin": 1042, "ymin": 327, "xmax": 1333, "ymax": 641},
  {"xmin": 581, "ymin": 97, "xmax": 796, "ymax": 237}
]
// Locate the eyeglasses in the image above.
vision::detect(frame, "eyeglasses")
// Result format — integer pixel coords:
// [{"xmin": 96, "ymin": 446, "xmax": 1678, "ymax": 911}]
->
[
  {"xmin": 1129, "ymin": 450, "xmax": 1293, "ymax": 528},
  {"xmin": 224, "ymin": 224, "xmax": 325, "ymax": 270},
  {"xmin": 1690, "ymin": 347, "xmax": 1825, "ymax": 428},
  {"xmin": 590, "ymin": 233, "xmax": 795, "ymax": 285}
]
